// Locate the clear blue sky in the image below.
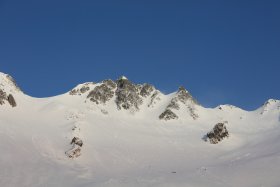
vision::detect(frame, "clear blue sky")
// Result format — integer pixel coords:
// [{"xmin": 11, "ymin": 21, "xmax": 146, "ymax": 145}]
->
[{"xmin": 0, "ymin": 0, "xmax": 279, "ymax": 110}]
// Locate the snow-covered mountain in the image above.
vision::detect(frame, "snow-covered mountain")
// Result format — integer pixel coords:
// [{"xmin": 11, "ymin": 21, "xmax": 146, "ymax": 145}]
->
[{"xmin": 0, "ymin": 72, "xmax": 279, "ymax": 187}]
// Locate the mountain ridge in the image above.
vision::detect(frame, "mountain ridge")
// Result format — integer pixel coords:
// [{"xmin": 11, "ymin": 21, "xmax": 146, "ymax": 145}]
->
[
  {"xmin": 0, "ymin": 72, "xmax": 280, "ymax": 187},
  {"xmin": 0, "ymin": 72, "xmax": 278, "ymax": 113}
]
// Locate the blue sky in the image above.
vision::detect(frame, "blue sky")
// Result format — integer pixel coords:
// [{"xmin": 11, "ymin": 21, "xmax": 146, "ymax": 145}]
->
[{"xmin": 0, "ymin": 0, "xmax": 279, "ymax": 110}]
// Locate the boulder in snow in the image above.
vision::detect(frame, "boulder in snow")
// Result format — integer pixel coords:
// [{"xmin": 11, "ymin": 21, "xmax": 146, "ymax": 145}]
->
[
  {"xmin": 205, "ymin": 122, "xmax": 229, "ymax": 144},
  {"xmin": 66, "ymin": 147, "xmax": 81, "ymax": 158},
  {"xmin": 71, "ymin": 137, "xmax": 83, "ymax": 147},
  {"xmin": 8, "ymin": 94, "xmax": 16, "ymax": 107},
  {"xmin": 66, "ymin": 137, "xmax": 83, "ymax": 158}
]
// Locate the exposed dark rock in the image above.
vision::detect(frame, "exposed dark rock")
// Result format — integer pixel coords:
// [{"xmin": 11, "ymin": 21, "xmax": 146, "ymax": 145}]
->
[
  {"xmin": 66, "ymin": 137, "xmax": 83, "ymax": 158},
  {"xmin": 69, "ymin": 83, "xmax": 95, "ymax": 95},
  {"xmin": 159, "ymin": 86, "xmax": 199, "ymax": 120},
  {"xmin": 87, "ymin": 84, "xmax": 115, "ymax": 104},
  {"xmin": 148, "ymin": 91, "xmax": 161, "ymax": 108},
  {"xmin": 102, "ymin": 79, "xmax": 117, "ymax": 89},
  {"xmin": 167, "ymin": 99, "xmax": 180, "ymax": 110},
  {"xmin": 159, "ymin": 109, "xmax": 178, "ymax": 120},
  {"xmin": 0, "ymin": 90, "xmax": 16, "ymax": 107},
  {"xmin": 115, "ymin": 77, "xmax": 143, "ymax": 111},
  {"xmin": 188, "ymin": 106, "xmax": 199, "ymax": 120},
  {"xmin": 140, "ymin": 84, "xmax": 154, "ymax": 97},
  {"xmin": 66, "ymin": 147, "xmax": 81, "ymax": 158},
  {"xmin": 177, "ymin": 86, "xmax": 198, "ymax": 105},
  {"xmin": 0, "ymin": 89, "xmax": 7, "ymax": 105},
  {"xmin": 205, "ymin": 122, "xmax": 229, "ymax": 144},
  {"xmin": 80, "ymin": 86, "xmax": 90, "ymax": 94},
  {"xmin": 69, "ymin": 89, "xmax": 78, "ymax": 95},
  {"xmin": 7, "ymin": 94, "xmax": 16, "ymax": 107},
  {"xmin": 71, "ymin": 137, "xmax": 83, "ymax": 147}
]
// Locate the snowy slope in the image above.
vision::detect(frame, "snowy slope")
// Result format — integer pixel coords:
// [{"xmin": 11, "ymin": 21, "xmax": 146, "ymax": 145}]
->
[{"xmin": 0, "ymin": 72, "xmax": 279, "ymax": 187}]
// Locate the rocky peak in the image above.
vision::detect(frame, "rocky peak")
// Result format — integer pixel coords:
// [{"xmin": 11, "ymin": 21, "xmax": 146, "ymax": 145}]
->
[
  {"xmin": 115, "ymin": 76, "xmax": 143, "ymax": 111},
  {"xmin": 0, "ymin": 72, "xmax": 21, "ymax": 92},
  {"xmin": 116, "ymin": 76, "xmax": 133, "ymax": 89},
  {"xmin": 69, "ymin": 82, "xmax": 96, "ymax": 95},
  {"xmin": 260, "ymin": 99, "xmax": 280, "ymax": 114},
  {"xmin": 159, "ymin": 86, "xmax": 199, "ymax": 121},
  {"xmin": 119, "ymin": 75, "xmax": 128, "ymax": 80},
  {"xmin": 86, "ymin": 80, "xmax": 116, "ymax": 105},
  {"xmin": 140, "ymin": 84, "xmax": 155, "ymax": 97},
  {"xmin": 176, "ymin": 86, "xmax": 198, "ymax": 105}
]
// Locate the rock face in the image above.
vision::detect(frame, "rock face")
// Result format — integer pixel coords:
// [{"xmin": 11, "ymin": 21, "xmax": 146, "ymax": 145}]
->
[
  {"xmin": 115, "ymin": 77, "xmax": 143, "ymax": 112},
  {"xmin": 69, "ymin": 77, "xmax": 161, "ymax": 112},
  {"xmin": 66, "ymin": 137, "xmax": 83, "ymax": 158},
  {"xmin": 87, "ymin": 80, "xmax": 116, "ymax": 104},
  {"xmin": 140, "ymin": 84, "xmax": 155, "ymax": 97},
  {"xmin": 69, "ymin": 83, "xmax": 94, "ymax": 95},
  {"xmin": 159, "ymin": 86, "xmax": 198, "ymax": 121},
  {"xmin": 177, "ymin": 86, "xmax": 198, "ymax": 105},
  {"xmin": 148, "ymin": 91, "xmax": 161, "ymax": 108},
  {"xmin": 0, "ymin": 89, "xmax": 7, "ymax": 105},
  {"xmin": 205, "ymin": 122, "xmax": 229, "ymax": 144},
  {"xmin": 0, "ymin": 89, "xmax": 16, "ymax": 107},
  {"xmin": 7, "ymin": 94, "xmax": 16, "ymax": 107},
  {"xmin": 71, "ymin": 137, "xmax": 83, "ymax": 147},
  {"xmin": 68, "ymin": 76, "xmax": 200, "ymax": 119},
  {"xmin": 159, "ymin": 109, "xmax": 178, "ymax": 120}
]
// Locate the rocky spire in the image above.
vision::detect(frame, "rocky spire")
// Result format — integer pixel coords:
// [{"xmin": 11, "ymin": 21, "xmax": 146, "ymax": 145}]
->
[{"xmin": 115, "ymin": 76, "xmax": 143, "ymax": 111}]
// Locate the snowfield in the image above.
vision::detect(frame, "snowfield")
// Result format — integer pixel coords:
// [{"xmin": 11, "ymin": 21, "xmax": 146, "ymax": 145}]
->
[{"xmin": 0, "ymin": 72, "xmax": 279, "ymax": 187}]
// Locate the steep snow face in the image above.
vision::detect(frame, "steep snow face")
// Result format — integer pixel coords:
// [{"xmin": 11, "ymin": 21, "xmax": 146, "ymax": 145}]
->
[
  {"xmin": 0, "ymin": 72, "xmax": 279, "ymax": 187},
  {"xmin": 0, "ymin": 72, "xmax": 21, "ymax": 93},
  {"xmin": 159, "ymin": 86, "xmax": 199, "ymax": 120},
  {"xmin": 0, "ymin": 73, "xmax": 22, "ymax": 107},
  {"xmin": 258, "ymin": 99, "xmax": 280, "ymax": 114}
]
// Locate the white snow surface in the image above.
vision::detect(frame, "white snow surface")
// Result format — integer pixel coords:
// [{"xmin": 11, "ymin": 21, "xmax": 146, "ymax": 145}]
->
[{"xmin": 0, "ymin": 75, "xmax": 280, "ymax": 187}]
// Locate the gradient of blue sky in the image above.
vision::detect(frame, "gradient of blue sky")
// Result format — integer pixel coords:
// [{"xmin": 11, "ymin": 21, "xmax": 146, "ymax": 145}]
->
[{"xmin": 0, "ymin": 0, "xmax": 279, "ymax": 110}]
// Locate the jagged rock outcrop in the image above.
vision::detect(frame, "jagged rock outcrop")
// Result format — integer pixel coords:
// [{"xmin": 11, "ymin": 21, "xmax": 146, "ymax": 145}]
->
[
  {"xmin": 159, "ymin": 86, "xmax": 198, "ymax": 121},
  {"xmin": 71, "ymin": 137, "xmax": 83, "ymax": 147},
  {"xmin": 67, "ymin": 76, "xmax": 201, "ymax": 119},
  {"xmin": 0, "ymin": 89, "xmax": 7, "ymax": 105},
  {"xmin": 115, "ymin": 76, "xmax": 143, "ymax": 112},
  {"xmin": 0, "ymin": 89, "xmax": 16, "ymax": 107},
  {"xmin": 159, "ymin": 109, "xmax": 178, "ymax": 120},
  {"xmin": 177, "ymin": 86, "xmax": 198, "ymax": 105},
  {"xmin": 205, "ymin": 122, "xmax": 229, "ymax": 144},
  {"xmin": 66, "ymin": 137, "xmax": 83, "ymax": 158},
  {"xmin": 87, "ymin": 80, "xmax": 116, "ymax": 104},
  {"xmin": 7, "ymin": 94, "xmax": 16, "ymax": 107},
  {"xmin": 148, "ymin": 91, "xmax": 161, "ymax": 108},
  {"xmin": 69, "ymin": 77, "xmax": 159, "ymax": 112},
  {"xmin": 102, "ymin": 79, "xmax": 117, "ymax": 90},
  {"xmin": 69, "ymin": 83, "xmax": 94, "ymax": 95},
  {"xmin": 140, "ymin": 84, "xmax": 155, "ymax": 97},
  {"xmin": 66, "ymin": 147, "xmax": 81, "ymax": 158}
]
